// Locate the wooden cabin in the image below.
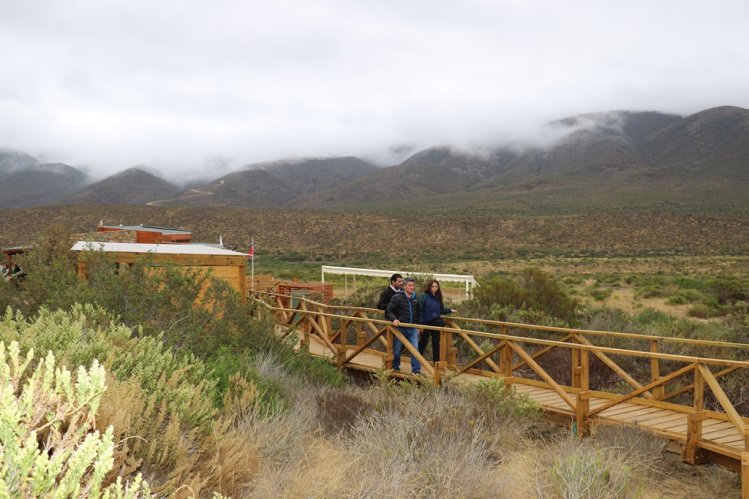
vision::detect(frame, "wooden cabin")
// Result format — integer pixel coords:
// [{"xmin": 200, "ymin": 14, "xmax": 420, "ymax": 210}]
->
[
  {"xmin": 95, "ymin": 225, "xmax": 192, "ymax": 244},
  {"xmin": 71, "ymin": 241, "xmax": 247, "ymax": 300}
]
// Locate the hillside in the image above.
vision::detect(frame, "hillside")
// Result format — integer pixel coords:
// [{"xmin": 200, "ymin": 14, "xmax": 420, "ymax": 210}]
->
[
  {"xmin": 0, "ymin": 150, "xmax": 91, "ymax": 208},
  {"xmin": 2, "ymin": 205, "xmax": 748, "ymax": 263},
  {"xmin": 63, "ymin": 168, "xmax": 180, "ymax": 205},
  {"xmin": 294, "ymin": 107, "xmax": 749, "ymax": 214},
  {"xmin": 3, "ymin": 106, "xmax": 748, "ymax": 214},
  {"xmin": 157, "ymin": 156, "xmax": 378, "ymax": 207}
]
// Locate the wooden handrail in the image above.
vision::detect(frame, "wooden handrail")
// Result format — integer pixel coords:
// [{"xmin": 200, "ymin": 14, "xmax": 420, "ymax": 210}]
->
[
  {"xmin": 263, "ymin": 302, "xmax": 749, "ymax": 369},
  {"xmin": 276, "ymin": 295, "xmax": 749, "ymax": 352}
]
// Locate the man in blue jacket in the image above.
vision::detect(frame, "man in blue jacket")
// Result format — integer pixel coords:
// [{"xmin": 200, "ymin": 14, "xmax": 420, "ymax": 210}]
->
[{"xmin": 386, "ymin": 277, "xmax": 422, "ymax": 374}]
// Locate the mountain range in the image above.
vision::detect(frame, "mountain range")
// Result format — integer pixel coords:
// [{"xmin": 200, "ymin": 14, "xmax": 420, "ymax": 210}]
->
[{"xmin": 1, "ymin": 105, "xmax": 747, "ymax": 213}]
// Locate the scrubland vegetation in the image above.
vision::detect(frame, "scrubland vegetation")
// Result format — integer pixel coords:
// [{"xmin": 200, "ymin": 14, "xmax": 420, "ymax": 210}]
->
[{"xmin": 0, "ymin": 227, "xmax": 746, "ymax": 497}]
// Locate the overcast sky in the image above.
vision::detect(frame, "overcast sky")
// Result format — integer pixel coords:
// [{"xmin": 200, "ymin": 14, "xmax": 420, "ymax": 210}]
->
[{"xmin": 1, "ymin": 0, "xmax": 748, "ymax": 180}]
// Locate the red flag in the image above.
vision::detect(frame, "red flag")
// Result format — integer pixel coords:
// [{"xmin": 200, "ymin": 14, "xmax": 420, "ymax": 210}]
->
[{"xmin": 248, "ymin": 239, "xmax": 255, "ymax": 258}]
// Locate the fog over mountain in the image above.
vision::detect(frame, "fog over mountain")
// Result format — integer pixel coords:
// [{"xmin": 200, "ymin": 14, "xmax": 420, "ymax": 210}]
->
[
  {"xmin": 3, "ymin": 105, "xmax": 747, "ymax": 212},
  {"xmin": 1, "ymin": 1, "xmax": 748, "ymax": 180}
]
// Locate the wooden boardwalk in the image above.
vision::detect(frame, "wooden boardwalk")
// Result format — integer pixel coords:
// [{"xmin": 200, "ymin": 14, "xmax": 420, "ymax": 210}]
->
[
  {"xmin": 258, "ymin": 292, "xmax": 749, "ymax": 497},
  {"xmin": 304, "ymin": 335, "xmax": 748, "ymax": 461}
]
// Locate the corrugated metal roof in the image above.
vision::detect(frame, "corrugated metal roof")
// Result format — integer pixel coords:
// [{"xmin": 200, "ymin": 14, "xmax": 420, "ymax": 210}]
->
[
  {"xmin": 99, "ymin": 225, "xmax": 191, "ymax": 235},
  {"xmin": 71, "ymin": 241, "xmax": 247, "ymax": 257}
]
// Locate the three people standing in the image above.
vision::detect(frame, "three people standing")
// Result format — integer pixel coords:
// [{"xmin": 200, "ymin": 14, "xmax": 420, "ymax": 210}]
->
[{"xmin": 381, "ymin": 276, "xmax": 456, "ymax": 373}]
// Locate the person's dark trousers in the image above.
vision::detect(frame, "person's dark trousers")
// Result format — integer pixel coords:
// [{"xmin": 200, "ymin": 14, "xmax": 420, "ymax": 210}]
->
[{"xmin": 418, "ymin": 328, "xmax": 441, "ymax": 362}]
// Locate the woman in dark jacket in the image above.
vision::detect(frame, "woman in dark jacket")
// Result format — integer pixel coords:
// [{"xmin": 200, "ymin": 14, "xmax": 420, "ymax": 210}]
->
[{"xmin": 418, "ymin": 279, "xmax": 456, "ymax": 362}]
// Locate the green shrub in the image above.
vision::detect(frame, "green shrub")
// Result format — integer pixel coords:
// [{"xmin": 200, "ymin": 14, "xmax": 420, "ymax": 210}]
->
[
  {"xmin": 667, "ymin": 288, "xmax": 705, "ymax": 305},
  {"xmin": 0, "ymin": 306, "xmax": 261, "ymax": 496},
  {"xmin": 707, "ymin": 276, "xmax": 748, "ymax": 305},
  {"xmin": 589, "ymin": 288, "xmax": 613, "ymax": 301},
  {"xmin": 0, "ymin": 341, "xmax": 152, "ymax": 497},
  {"xmin": 465, "ymin": 268, "xmax": 580, "ymax": 325}
]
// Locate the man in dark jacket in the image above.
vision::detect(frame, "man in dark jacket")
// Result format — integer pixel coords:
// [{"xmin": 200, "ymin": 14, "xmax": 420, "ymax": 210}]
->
[
  {"xmin": 376, "ymin": 273, "xmax": 403, "ymax": 310},
  {"xmin": 386, "ymin": 277, "xmax": 422, "ymax": 374}
]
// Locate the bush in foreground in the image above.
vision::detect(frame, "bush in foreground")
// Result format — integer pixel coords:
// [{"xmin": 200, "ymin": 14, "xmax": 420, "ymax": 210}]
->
[{"xmin": 0, "ymin": 341, "xmax": 151, "ymax": 497}]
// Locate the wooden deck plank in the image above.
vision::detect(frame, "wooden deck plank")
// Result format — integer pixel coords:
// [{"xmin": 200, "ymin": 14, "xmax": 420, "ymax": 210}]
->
[
  {"xmin": 605, "ymin": 406, "xmax": 660, "ymax": 420},
  {"xmin": 606, "ymin": 407, "xmax": 665, "ymax": 423},
  {"xmin": 713, "ymin": 434, "xmax": 744, "ymax": 445},
  {"xmin": 620, "ymin": 409, "xmax": 677, "ymax": 423},
  {"xmin": 645, "ymin": 413, "xmax": 688, "ymax": 427},
  {"xmin": 598, "ymin": 403, "xmax": 643, "ymax": 418},
  {"xmin": 703, "ymin": 428, "xmax": 742, "ymax": 440}
]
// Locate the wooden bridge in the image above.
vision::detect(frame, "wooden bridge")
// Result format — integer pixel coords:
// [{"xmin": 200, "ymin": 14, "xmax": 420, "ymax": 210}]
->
[{"xmin": 253, "ymin": 292, "xmax": 749, "ymax": 497}]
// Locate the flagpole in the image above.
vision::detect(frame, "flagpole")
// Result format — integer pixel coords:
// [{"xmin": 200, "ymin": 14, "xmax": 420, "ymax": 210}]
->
[{"xmin": 251, "ymin": 237, "xmax": 255, "ymax": 292}]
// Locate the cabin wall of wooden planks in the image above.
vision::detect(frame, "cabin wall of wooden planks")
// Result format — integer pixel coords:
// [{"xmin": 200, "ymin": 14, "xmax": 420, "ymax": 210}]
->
[{"xmin": 76, "ymin": 252, "xmax": 246, "ymax": 300}]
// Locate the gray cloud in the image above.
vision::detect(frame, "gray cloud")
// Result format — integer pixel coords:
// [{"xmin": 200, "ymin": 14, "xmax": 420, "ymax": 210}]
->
[{"xmin": 1, "ymin": 0, "xmax": 748, "ymax": 181}]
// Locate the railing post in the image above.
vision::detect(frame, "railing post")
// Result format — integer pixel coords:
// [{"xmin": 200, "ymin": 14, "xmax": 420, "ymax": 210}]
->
[
  {"xmin": 575, "ymin": 390, "xmax": 591, "ymax": 438},
  {"xmin": 580, "ymin": 348, "xmax": 589, "ymax": 391},
  {"xmin": 357, "ymin": 330, "xmax": 366, "ymax": 347},
  {"xmin": 499, "ymin": 341, "xmax": 513, "ymax": 381},
  {"xmin": 300, "ymin": 317, "xmax": 310, "ymax": 349},
  {"xmin": 498, "ymin": 325, "xmax": 513, "ymax": 384},
  {"xmin": 446, "ymin": 319, "xmax": 457, "ymax": 370},
  {"xmin": 572, "ymin": 348, "xmax": 581, "ymax": 389},
  {"xmin": 684, "ymin": 365, "xmax": 706, "ymax": 465},
  {"xmin": 434, "ymin": 361, "xmax": 447, "ymax": 385},
  {"xmin": 384, "ymin": 326, "xmax": 394, "ymax": 371},
  {"xmin": 651, "ymin": 340, "xmax": 664, "ymax": 400},
  {"xmin": 694, "ymin": 363, "xmax": 704, "ymax": 411},
  {"xmin": 336, "ymin": 346, "xmax": 347, "ymax": 368},
  {"xmin": 439, "ymin": 329, "xmax": 449, "ymax": 366},
  {"xmin": 684, "ymin": 411, "xmax": 707, "ymax": 465},
  {"xmin": 337, "ymin": 318, "xmax": 348, "ymax": 368}
]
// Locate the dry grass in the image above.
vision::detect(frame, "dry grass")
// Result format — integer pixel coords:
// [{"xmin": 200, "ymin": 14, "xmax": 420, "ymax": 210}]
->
[{"xmin": 230, "ymin": 373, "xmax": 744, "ymax": 499}]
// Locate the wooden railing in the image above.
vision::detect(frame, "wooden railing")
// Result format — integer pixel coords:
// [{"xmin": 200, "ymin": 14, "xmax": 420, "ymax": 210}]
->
[{"xmin": 252, "ymin": 291, "xmax": 749, "ymax": 492}]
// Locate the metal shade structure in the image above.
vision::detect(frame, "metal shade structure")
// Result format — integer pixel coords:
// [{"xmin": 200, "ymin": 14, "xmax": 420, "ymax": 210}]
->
[{"xmin": 321, "ymin": 265, "xmax": 479, "ymax": 298}]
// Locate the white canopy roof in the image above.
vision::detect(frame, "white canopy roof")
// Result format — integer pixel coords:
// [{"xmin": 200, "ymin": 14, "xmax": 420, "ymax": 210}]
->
[
  {"xmin": 70, "ymin": 241, "xmax": 247, "ymax": 257},
  {"xmin": 321, "ymin": 265, "xmax": 479, "ymax": 296}
]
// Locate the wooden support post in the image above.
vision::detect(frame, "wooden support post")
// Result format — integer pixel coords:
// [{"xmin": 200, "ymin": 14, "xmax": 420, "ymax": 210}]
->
[
  {"xmin": 499, "ymin": 342, "xmax": 513, "ymax": 380},
  {"xmin": 575, "ymin": 391, "xmax": 591, "ymax": 438},
  {"xmin": 694, "ymin": 365, "xmax": 704, "ymax": 412},
  {"xmin": 300, "ymin": 317, "xmax": 310, "ymax": 349},
  {"xmin": 448, "ymin": 346, "xmax": 457, "ymax": 370},
  {"xmin": 439, "ymin": 330, "xmax": 450, "ymax": 365},
  {"xmin": 434, "ymin": 361, "xmax": 447, "ymax": 385},
  {"xmin": 741, "ymin": 451, "xmax": 748, "ymax": 499},
  {"xmin": 580, "ymin": 348, "xmax": 589, "ymax": 391},
  {"xmin": 684, "ymin": 366, "xmax": 706, "ymax": 465},
  {"xmin": 336, "ymin": 345, "xmax": 347, "ymax": 368},
  {"xmin": 498, "ymin": 325, "xmax": 512, "ymax": 385},
  {"xmin": 572, "ymin": 348, "xmax": 581, "ymax": 389},
  {"xmin": 445, "ymin": 319, "xmax": 458, "ymax": 370},
  {"xmin": 683, "ymin": 411, "xmax": 708, "ymax": 465},
  {"xmin": 357, "ymin": 331, "xmax": 366, "ymax": 347},
  {"xmin": 651, "ymin": 340, "xmax": 664, "ymax": 400},
  {"xmin": 384, "ymin": 327, "xmax": 394, "ymax": 370},
  {"xmin": 337, "ymin": 319, "xmax": 348, "ymax": 368}
]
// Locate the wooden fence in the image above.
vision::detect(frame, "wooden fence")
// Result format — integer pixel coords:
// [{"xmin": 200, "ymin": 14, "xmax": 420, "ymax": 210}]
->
[{"xmin": 252, "ymin": 291, "xmax": 749, "ymax": 497}]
